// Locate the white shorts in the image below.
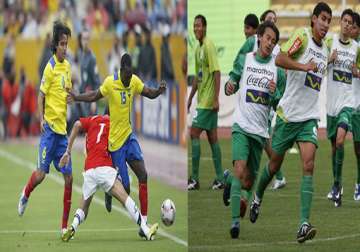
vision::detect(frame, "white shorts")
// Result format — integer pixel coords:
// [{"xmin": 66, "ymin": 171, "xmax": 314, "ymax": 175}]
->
[{"xmin": 82, "ymin": 166, "xmax": 117, "ymax": 200}]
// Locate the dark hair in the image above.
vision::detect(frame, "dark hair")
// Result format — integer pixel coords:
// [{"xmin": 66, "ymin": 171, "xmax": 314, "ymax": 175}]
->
[
  {"xmin": 341, "ymin": 9, "xmax": 353, "ymax": 21},
  {"xmin": 244, "ymin": 14, "xmax": 259, "ymax": 29},
  {"xmin": 257, "ymin": 21, "xmax": 279, "ymax": 44},
  {"xmin": 194, "ymin": 14, "xmax": 207, "ymax": 27},
  {"xmin": 353, "ymin": 12, "xmax": 360, "ymax": 27},
  {"xmin": 51, "ymin": 21, "xmax": 71, "ymax": 53},
  {"xmin": 260, "ymin": 10, "xmax": 276, "ymax": 23},
  {"xmin": 311, "ymin": 2, "xmax": 332, "ymax": 27},
  {"xmin": 121, "ymin": 53, "xmax": 132, "ymax": 69}
]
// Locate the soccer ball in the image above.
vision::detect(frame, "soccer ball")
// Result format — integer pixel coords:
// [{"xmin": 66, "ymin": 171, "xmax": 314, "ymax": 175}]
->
[{"xmin": 161, "ymin": 199, "xmax": 176, "ymax": 226}]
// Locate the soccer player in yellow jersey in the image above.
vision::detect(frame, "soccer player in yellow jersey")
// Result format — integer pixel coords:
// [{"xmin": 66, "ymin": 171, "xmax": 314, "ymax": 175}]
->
[
  {"xmin": 18, "ymin": 21, "xmax": 73, "ymax": 236},
  {"xmin": 69, "ymin": 53, "xmax": 166, "ymax": 224}
]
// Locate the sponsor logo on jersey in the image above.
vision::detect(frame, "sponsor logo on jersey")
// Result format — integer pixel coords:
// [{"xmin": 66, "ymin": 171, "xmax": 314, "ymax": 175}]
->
[
  {"xmin": 246, "ymin": 89, "xmax": 270, "ymax": 106},
  {"xmin": 304, "ymin": 73, "xmax": 322, "ymax": 91},
  {"xmin": 333, "ymin": 69, "xmax": 352, "ymax": 84}
]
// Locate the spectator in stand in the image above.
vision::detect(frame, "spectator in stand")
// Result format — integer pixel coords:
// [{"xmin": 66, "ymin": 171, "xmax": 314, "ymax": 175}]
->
[
  {"xmin": 161, "ymin": 24, "xmax": 174, "ymax": 81},
  {"xmin": 138, "ymin": 27, "xmax": 157, "ymax": 82},
  {"xmin": 38, "ymin": 33, "xmax": 53, "ymax": 78}
]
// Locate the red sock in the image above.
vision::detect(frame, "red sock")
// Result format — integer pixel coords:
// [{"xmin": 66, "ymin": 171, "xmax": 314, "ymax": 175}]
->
[
  {"xmin": 62, "ymin": 184, "xmax": 72, "ymax": 229},
  {"xmin": 24, "ymin": 171, "xmax": 37, "ymax": 198},
  {"xmin": 139, "ymin": 183, "xmax": 148, "ymax": 217}
]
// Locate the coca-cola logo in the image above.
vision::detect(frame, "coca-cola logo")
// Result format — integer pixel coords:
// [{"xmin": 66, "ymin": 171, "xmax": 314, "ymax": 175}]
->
[
  {"xmin": 246, "ymin": 74, "xmax": 271, "ymax": 89},
  {"xmin": 333, "ymin": 58, "xmax": 354, "ymax": 71}
]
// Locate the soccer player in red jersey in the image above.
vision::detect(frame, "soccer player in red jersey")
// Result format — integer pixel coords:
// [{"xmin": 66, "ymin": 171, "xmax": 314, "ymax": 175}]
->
[{"xmin": 60, "ymin": 115, "xmax": 158, "ymax": 241}]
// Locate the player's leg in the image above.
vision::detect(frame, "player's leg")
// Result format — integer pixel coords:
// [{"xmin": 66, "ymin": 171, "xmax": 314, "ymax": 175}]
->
[
  {"xmin": 206, "ymin": 127, "xmax": 224, "ymax": 189},
  {"xmin": 18, "ymin": 123, "xmax": 55, "ymax": 216},
  {"xmin": 62, "ymin": 168, "xmax": 97, "ymax": 242},
  {"xmin": 296, "ymin": 141, "xmax": 317, "ymax": 243},
  {"xmin": 332, "ymin": 126, "xmax": 347, "ymax": 204},
  {"xmin": 110, "ymin": 178, "xmax": 158, "ymax": 240},
  {"xmin": 54, "ymin": 134, "xmax": 73, "ymax": 231},
  {"xmin": 126, "ymin": 134, "xmax": 148, "ymax": 222},
  {"xmin": 265, "ymin": 138, "xmax": 286, "ymax": 190},
  {"xmin": 354, "ymin": 141, "xmax": 360, "ymax": 200},
  {"xmin": 188, "ymin": 126, "xmax": 202, "ymax": 190}
]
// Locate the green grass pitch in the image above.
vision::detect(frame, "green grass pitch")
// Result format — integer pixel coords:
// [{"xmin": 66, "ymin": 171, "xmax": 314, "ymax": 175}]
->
[
  {"xmin": 188, "ymin": 139, "xmax": 360, "ymax": 252},
  {"xmin": 0, "ymin": 143, "xmax": 187, "ymax": 252}
]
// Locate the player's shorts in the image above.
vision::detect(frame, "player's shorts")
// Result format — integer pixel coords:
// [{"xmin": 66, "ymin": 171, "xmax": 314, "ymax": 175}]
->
[
  {"xmin": 272, "ymin": 116, "xmax": 318, "ymax": 155},
  {"xmin": 82, "ymin": 166, "xmax": 117, "ymax": 200},
  {"xmin": 110, "ymin": 133, "xmax": 143, "ymax": 190},
  {"xmin": 352, "ymin": 111, "xmax": 360, "ymax": 142},
  {"xmin": 38, "ymin": 123, "xmax": 72, "ymax": 175},
  {"xmin": 326, "ymin": 107, "xmax": 353, "ymax": 140},
  {"xmin": 192, "ymin": 108, "xmax": 217, "ymax": 130},
  {"xmin": 232, "ymin": 130, "xmax": 264, "ymax": 178}
]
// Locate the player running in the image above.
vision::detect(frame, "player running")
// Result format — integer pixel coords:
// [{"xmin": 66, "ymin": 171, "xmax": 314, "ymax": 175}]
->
[
  {"xmin": 249, "ymin": 2, "xmax": 332, "ymax": 243},
  {"xmin": 325, "ymin": 9, "xmax": 359, "ymax": 207},
  {"xmin": 18, "ymin": 21, "xmax": 74, "ymax": 235},
  {"xmin": 187, "ymin": 14, "xmax": 224, "ymax": 190},
  {"xmin": 68, "ymin": 53, "xmax": 166, "ymax": 223},
  {"xmin": 60, "ymin": 115, "xmax": 158, "ymax": 242},
  {"xmin": 224, "ymin": 21, "xmax": 285, "ymax": 238}
]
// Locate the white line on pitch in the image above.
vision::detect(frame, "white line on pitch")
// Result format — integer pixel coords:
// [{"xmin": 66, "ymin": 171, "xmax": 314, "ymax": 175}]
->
[{"xmin": 0, "ymin": 148, "xmax": 188, "ymax": 247}]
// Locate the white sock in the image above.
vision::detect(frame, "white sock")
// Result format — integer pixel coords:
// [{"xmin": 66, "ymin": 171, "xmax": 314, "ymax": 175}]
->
[
  {"xmin": 143, "ymin": 215, "xmax": 148, "ymax": 223},
  {"xmin": 72, "ymin": 208, "xmax": 85, "ymax": 231},
  {"xmin": 125, "ymin": 197, "xmax": 149, "ymax": 234}
]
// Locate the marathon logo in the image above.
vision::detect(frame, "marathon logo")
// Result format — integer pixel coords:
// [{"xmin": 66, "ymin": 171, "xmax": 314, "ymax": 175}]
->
[
  {"xmin": 245, "ymin": 89, "xmax": 270, "ymax": 106},
  {"xmin": 304, "ymin": 73, "xmax": 322, "ymax": 91},
  {"xmin": 333, "ymin": 69, "xmax": 352, "ymax": 85},
  {"xmin": 288, "ymin": 37, "xmax": 302, "ymax": 56}
]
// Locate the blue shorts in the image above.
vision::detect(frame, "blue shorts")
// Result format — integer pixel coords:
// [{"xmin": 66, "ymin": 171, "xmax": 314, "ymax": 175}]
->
[
  {"xmin": 110, "ymin": 133, "xmax": 143, "ymax": 189},
  {"xmin": 38, "ymin": 123, "xmax": 72, "ymax": 175}
]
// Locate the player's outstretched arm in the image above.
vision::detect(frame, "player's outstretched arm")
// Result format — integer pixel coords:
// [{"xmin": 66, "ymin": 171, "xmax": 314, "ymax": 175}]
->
[
  {"xmin": 275, "ymin": 52, "xmax": 317, "ymax": 72},
  {"xmin": 59, "ymin": 120, "xmax": 83, "ymax": 168},
  {"xmin": 141, "ymin": 80, "xmax": 167, "ymax": 99},
  {"xmin": 69, "ymin": 89, "xmax": 103, "ymax": 103}
]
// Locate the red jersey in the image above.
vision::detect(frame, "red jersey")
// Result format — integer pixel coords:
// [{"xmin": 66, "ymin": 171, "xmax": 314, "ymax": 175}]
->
[{"xmin": 79, "ymin": 115, "xmax": 113, "ymax": 170}]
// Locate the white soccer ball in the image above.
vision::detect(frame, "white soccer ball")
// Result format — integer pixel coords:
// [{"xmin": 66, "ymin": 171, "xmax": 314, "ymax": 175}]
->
[{"xmin": 161, "ymin": 199, "xmax": 176, "ymax": 226}]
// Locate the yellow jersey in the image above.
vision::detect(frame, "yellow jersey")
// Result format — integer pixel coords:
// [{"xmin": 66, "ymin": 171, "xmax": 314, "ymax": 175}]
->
[
  {"xmin": 39, "ymin": 55, "xmax": 72, "ymax": 135},
  {"xmin": 100, "ymin": 71, "xmax": 144, "ymax": 151}
]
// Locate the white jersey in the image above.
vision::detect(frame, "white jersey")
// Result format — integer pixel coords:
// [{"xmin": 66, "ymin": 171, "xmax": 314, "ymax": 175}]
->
[
  {"xmin": 354, "ymin": 76, "xmax": 360, "ymax": 111},
  {"xmin": 278, "ymin": 28, "xmax": 329, "ymax": 122},
  {"xmin": 326, "ymin": 34, "xmax": 357, "ymax": 116},
  {"xmin": 233, "ymin": 52, "xmax": 278, "ymax": 138}
]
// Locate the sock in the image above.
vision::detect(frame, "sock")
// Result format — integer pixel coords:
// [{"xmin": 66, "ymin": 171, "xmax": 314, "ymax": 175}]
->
[
  {"xmin": 334, "ymin": 146, "xmax": 344, "ymax": 186},
  {"xmin": 210, "ymin": 142, "xmax": 223, "ymax": 181},
  {"xmin": 125, "ymin": 196, "xmax": 149, "ymax": 233},
  {"xmin": 139, "ymin": 183, "xmax": 148, "ymax": 222},
  {"xmin": 331, "ymin": 151, "xmax": 336, "ymax": 180},
  {"xmin": 72, "ymin": 208, "xmax": 85, "ymax": 231},
  {"xmin": 275, "ymin": 170, "xmax": 283, "ymax": 180},
  {"xmin": 357, "ymin": 155, "xmax": 360, "ymax": 184},
  {"xmin": 241, "ymin": 189, "xmax": 252, "ymax": 203},
  {"xmin": 225, "ymin": 172, "xmax": 234, "ymax": 186},
  {"xmin": 256, "ymin": 164, "xmax": 273, "ymax": 200},
  {"xmin": 300, "ymin": 176, "xmax": 314, "ymax": 225},
  {"xmin": 24, "ymin": 171, "xmax": 37, "ymax": 198},
  {"xmin": 191, "ymin": 138, "xmax": 200, "ymax": 181},
  {"xmin": 230, "ymin": 177, "xmax": 241, "ymax": 224},
  {"xmin": 62, "ymin": 184, "xmax": 72, "ymax": 229}
]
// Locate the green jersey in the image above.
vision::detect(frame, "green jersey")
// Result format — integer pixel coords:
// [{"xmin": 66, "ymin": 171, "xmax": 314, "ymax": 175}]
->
[{"xmin": 195, "ymin": 36, "xmax": 220, "ymax": 109}]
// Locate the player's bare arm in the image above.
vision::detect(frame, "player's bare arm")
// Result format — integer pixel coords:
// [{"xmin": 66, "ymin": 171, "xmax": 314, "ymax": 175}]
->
[
  {"xmin": 275, "ymin": 52, "xmax": 318, "ymax": 72},
  {"xmin": 59, "ymin": 120, "xmax": 83, "ymax": 167},
  {"xmin": 187, "ymin": 77, "xmax": 198, "ymax": 112},
  {"xmin": 38, "ymin": 91, "xmax": 45, "ymax": 133},
  {"xmin": 213, "ymin": 70, "xmax": 220, "ymax": 112},
  {"xmin": 69, "ymin": 89, "xmax": 103, "ymax": 103},
  {"xmin": 141, "ymin": 80, "xmax": 167, "ymax": 99}
]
